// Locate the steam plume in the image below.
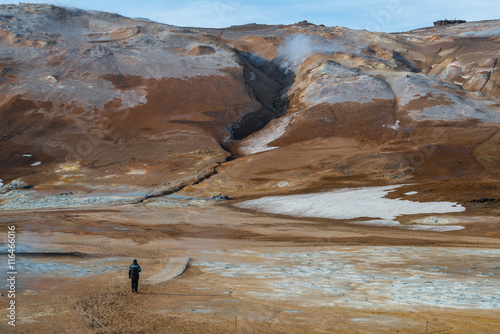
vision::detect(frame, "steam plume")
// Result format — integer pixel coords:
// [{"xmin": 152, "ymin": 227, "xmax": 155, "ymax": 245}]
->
[{"xmin": 277, "ymin": 34, "xmax": 344, "ymax": 66}]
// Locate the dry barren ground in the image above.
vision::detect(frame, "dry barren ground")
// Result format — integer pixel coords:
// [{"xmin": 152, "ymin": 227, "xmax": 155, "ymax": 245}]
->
[{"xmin": 0, "ymin": 201, "xmax": 499, "ymax": 333}]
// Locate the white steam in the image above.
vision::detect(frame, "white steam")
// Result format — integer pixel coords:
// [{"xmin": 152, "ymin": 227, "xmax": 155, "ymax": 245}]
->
[{"xmin": 277, "ymin": 34, "xmax": 344, "ymax": 67}]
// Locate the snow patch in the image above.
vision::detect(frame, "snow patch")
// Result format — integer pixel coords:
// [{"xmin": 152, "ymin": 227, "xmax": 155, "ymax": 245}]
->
[
  {"xmin": 22, "ymin": 154, "xmax": 32, "ymax": 157},
  {"xmin": 351, "ymin": 219, "xmax": 464, "ymax": 231},
  {"xmin": 413, "ymin": 216, "xmax": 454, "ymax": 225},
  {"xmin": 387, "ymin": 120, "xmax": 400, "ymax": 130},
  {"xmin": 30, "ymin": 161, "xmax": 41, "ymax": 167},
  {"xmin": 0, "ymin": 179, "xmax": 3, "ymax": 187},
  {"xmin": 237, "ymin": 185, "xmax": 465, "ymax": 227},
  {"xmin": 405, "ymin": 225, "xmax": 464, "ymax": 232},
  {"xmin": 351, "ymin": 219, "xmax": 401, "ymax": 227},
  {"xmin": 404, "ymin": 191, "xmax": 418, "ymax": 196},
  {"xmin": 240, "ymin": 115, "xmax": 292, "ymax": 155}
]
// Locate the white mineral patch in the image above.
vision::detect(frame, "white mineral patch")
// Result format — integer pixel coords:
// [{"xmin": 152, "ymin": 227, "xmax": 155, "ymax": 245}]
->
[
  {"xmin": 144, "ymin": 199, "xmax": 188, "ymax": 208},
  {"xmin": 0, "ymin": 193, "xmax": 145, "ymax": 210},
  {"xmin": 56, "ymin": 162, "xmax": 81, "ymax": 172},
  {"xmin": 458, "ymin": 27, "xmax": 500, "ymax": 38},
  {"xmin": 0, "ymin": 190, "xmax": 145, "ymax": 210},
  {"xmin": 0, "ymin": 257, "xmax": 125, "ymax": 278},
  {"xmin": 127, "ymin": 168, "xmax": 147, "ymax": 175},
  {"xmin": 237, "ymin": 185, "xmax": 465, "ymax": 227},
  {"xmin": 40, "ymin": 75, "xmax": 57, "ymax": 83},
  {"xmin": 305, "ymin": 72, "xmax": 395, "ymax": 105},
  {"xmin": 197, "ymin": 247, "xmax": 500, "ymax": 310},
  {"xmin": 385, "ymin": 73, "xmax": 500, "ymax": 123}
]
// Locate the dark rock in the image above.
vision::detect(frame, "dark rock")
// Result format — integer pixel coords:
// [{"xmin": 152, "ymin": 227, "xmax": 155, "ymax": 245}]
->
[
  {"xmin": 297, "ymin": 20, "xmax": 314, "ymax": 26},
  {"xmin": 186, "ymin": 45, "xmax": 216, "ymax": 56},
  {"xmin": 472, "ymin": 198, "xmax": 498, "ymax": 204},
  {"xmin": 433, "ymin": 19, "xmax": 466, "ymax": 27},
  {"xmin": 212, "ymin": 194, "xmax": 229, "ymax": 201}
]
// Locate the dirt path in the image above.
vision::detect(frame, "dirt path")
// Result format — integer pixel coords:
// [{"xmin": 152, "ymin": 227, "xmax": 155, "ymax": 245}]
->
[{"xmin": 144, "ymin": 254, "xmax": 191, "ymax": 285}]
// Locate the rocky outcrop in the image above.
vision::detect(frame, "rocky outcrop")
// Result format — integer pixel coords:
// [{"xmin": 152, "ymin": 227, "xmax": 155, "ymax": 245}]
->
[
  {"xmin": 0, "ymin": 4, "xmax": 499, "ymax": 202},
  {"xmin": 434, "ymin": 20, "xmax": 466, "ymax": 27}
]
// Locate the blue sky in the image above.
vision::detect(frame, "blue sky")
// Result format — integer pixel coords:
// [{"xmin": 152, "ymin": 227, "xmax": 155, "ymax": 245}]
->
[{"xmin": 0, "ymin": 0, "xmax": 498, "ymax": 32}]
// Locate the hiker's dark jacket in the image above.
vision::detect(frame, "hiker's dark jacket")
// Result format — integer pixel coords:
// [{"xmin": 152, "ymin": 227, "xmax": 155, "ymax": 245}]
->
[{"xmin": 129, "ymin": 264, "xmax": 141, "ymax": 279}]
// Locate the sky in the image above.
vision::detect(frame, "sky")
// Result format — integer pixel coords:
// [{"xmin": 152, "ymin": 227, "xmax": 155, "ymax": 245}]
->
[{"xmin": 0, "ymin": 0, "xmax": 498, "ymax": 32}]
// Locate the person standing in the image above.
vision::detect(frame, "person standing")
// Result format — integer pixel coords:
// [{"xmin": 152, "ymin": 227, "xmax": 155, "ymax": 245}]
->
[{"xmin": 129, "ymin": 259, "xmax": 141, "ymax": 293}]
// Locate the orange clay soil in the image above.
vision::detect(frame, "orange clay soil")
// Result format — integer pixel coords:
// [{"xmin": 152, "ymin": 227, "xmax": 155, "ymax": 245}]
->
[{"xmin": 0, "ymin": 200, "xmax": 499, "ymax": 333}]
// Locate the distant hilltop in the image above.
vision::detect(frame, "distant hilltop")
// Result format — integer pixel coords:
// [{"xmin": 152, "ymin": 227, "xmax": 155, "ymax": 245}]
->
[{"xmin": 433, "ymin": 19, "xmax": 466, "ymax": 26}]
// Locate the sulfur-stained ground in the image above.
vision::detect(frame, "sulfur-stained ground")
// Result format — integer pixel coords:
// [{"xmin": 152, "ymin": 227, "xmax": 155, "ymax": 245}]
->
[{"xmin": 1, "ymin": 200, "xmax": 499, "ymax": 333}]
